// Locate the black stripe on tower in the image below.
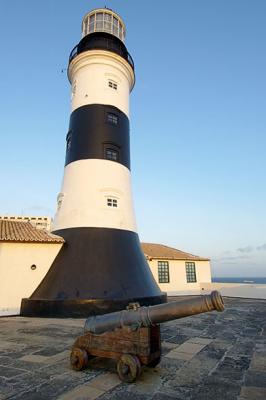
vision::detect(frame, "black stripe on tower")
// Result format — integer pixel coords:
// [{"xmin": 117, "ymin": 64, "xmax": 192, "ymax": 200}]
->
[
  {"xmin": 65, "ymin": 104, "xmax": 130, "ymax": 169},
  {"xmin": 21, "ymin": 227, "xmax": 166, "ymax": 317},
  {"xmin": 68, "ymin": 32, "xmax": 134, "ymax": 76}
]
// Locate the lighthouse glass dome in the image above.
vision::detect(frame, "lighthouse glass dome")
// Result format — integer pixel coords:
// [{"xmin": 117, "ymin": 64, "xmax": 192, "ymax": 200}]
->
[{"xmin": 82, "ymin": 9, "xmax": 126, "ymax": 42}]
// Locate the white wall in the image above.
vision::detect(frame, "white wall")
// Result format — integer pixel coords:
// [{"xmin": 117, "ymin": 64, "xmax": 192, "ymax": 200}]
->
[
  {"xmin": 147, "ymin": 259, "xmax": 212, "ymax": 295},
  {"xmin": 0, "ymin": 242, "xmax": 63, "ymax": 316},
  {"xmin": 201, "ymin": 282, "xmax": 266, "ymax": 299}
]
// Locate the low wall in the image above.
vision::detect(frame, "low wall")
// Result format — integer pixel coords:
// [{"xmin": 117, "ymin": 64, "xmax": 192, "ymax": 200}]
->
[
  {"xmin": 200, "ymin": 282, "xmax": 266, "ymax": 299},
  {"xmin": 166, "ymin": 289, "xmax": 201, "ymax": 296}
]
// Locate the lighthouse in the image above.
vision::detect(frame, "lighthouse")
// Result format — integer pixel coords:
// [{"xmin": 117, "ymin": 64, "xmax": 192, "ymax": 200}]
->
[{"xmin": 21, "ymin": 8, "xmax": 166, "ymax": 317}]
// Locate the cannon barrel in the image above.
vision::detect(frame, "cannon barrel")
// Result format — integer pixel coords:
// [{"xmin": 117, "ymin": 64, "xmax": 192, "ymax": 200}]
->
[{"xmin": 84, "ymin": 291, "xmax": 224, "ymax": 334}]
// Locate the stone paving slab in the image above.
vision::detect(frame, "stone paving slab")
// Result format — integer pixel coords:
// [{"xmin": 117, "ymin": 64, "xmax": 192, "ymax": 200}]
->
[
  {"xmin": 187, "ymin": 337, "xmax": 213, "ymax": 345},
  {"xmin": 0, "ymin": 297, "xmax": 265, "ymax": 399},
  {"xmin": 58, "ymin": 379, "xmax": 108, "ymax": 400},
  {"xmin": 165, "ymin": 339, "xmax": 208, "ymax": 361},
  {"xmin": 238, "ymin": 386, "xmax": 266, "ymax": 400},
  {"xmin": 20, "ymin": 350, "xmax": 69, "ymax": 364},
  {"xmin": 249, "ymin": 351, "xmax": 266, "ymax": 371}
]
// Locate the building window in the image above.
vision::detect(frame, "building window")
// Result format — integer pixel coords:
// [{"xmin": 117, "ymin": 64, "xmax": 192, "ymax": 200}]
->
[
  {"xmin": 186, "ymin": 262, "xmax": 197, "ymax": 283},
  {"xmin": 107, "ymin": 198, "xmax": 118, "ymax": 207},
  {"xmin": 105, "ymin": 148, "xmax": 118, "ymax": 161},
  {"xmin": 108, "ymin": 80, "xmax": 117, "ymax": 90},
  {"xmin": 158, "ymin": 261, "xmax": 170, "ymax": 283},
  {"xmin": 107, "ymin": 113, "xmax": 118, "ymax": 125}
]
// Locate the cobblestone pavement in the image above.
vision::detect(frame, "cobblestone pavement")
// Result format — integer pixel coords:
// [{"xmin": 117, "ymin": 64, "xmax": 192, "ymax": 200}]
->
[{"xmin": 0, "ymin": 297, "xmax": 265, "ymax": 400}]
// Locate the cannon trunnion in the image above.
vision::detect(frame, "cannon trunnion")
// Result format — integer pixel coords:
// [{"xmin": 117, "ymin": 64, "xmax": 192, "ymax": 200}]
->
[{"xmin": 70, "ymin": 291, "xmax": 224, "ymax": 382}]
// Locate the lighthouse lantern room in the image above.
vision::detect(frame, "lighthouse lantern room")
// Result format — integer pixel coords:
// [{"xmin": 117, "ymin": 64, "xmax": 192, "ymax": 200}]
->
[{"xmin": 21, "ymin": 8, "xmax": 166, "ymax": 317}]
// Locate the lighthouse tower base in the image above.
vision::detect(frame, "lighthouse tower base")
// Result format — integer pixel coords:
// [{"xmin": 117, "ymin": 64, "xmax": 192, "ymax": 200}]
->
[{"xmin": 21, "ymin": 228, "xmax": 167, "ymax": 317}]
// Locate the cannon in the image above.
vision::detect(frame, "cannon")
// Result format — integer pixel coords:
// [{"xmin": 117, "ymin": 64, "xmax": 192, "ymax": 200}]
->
[{"xmin": 70, "ymin": 291, "xmax": 224, "ymax": 382}]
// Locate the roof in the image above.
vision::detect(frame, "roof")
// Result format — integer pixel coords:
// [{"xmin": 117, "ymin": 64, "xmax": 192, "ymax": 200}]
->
[
  {"xmin": 0, "ymin": 220, "xmax": 64, "ymax": 244},
  {"xmin": 141, "ymin": 242, "xmax": 209, "ymax": 261}
]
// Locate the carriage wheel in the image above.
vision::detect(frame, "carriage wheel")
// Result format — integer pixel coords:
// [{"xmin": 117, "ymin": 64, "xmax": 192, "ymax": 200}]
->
[
  {"xmin": 70, "ymin": 348, "xmax": 89, "ymax": 371},
  {"xmin": 117, "ymin": 354, "xmax": 141, "ymax": 383}
]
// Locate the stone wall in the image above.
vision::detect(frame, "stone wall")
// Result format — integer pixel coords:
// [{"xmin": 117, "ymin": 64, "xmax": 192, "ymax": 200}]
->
[{"xmin": 201, "ymin": 281, "xmax": 266, "ymax": 299}]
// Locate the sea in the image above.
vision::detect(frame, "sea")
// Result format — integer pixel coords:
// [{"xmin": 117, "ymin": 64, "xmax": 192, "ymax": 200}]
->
[{"xmin": 212, "ymin": 277, "xmax": 266, "ymax": 284}]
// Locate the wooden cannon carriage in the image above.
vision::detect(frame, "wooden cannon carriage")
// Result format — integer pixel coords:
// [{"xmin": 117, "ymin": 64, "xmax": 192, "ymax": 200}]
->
[{"xmin": 70, "ymin": 291, "xmax": 224, "ymax": 382}]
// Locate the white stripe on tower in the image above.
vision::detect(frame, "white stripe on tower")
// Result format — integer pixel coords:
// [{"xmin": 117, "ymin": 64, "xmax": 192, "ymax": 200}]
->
[
  {"xmin": 70, "ymin": 51, "xmax": 133, "ymax": 116},
  {"xmin": 53, "ymin": 159, "xmax": 137, "ymax": 231}
]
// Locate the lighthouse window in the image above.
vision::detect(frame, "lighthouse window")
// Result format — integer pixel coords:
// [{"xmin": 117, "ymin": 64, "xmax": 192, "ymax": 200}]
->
[
  {"xmin": 57, "ymin": 193, "xmax": 65, "ymax": 211},
  {"xmin": 83, "ymin": 18, "xmax": 89, "ymax": 35},
  {"xmin": 104, "ymin": 13, "xmax": 111, "ymax": 32},
  {"xmin": 113, "ymin": 17, "xmax": 119, "ymax": 36},
  {"xmin": 72, "ymin": 81, "xmax": 77, "ymax": 97},
  {"xmin": 66, "ymin": 131, "xmax": 72, "ymax": 151},
  {"xmin": 119, "ymin": 22, "xmax": 123, "ymax": 40},
  {"xmin": 108, "ymin": 80, "xmax": 117, "ymax": 90},
  {"xmin": 89, "ymin": 15, "xmax": 95, "ymax": 33},
  {"xmin": 105, "ymin": 148, "xmax": 118, "ymax": 161},
  {"xmin": 158, "ymin": 261, "xmax": 170, "ymax": 283},
  {"xmin": 107, "ymin": 113, "xmax": 118, "ymax": 125},
  {"xmin": 107, "ymin": 198, "xmax": 118, "ymax": 207},
  {"xmin": 96, "ymin": 12, "xmax": 104, "ymax": 30},
  {"xmin": 185, "ymin": 262, "xmax": 197, "ymax": 283}
]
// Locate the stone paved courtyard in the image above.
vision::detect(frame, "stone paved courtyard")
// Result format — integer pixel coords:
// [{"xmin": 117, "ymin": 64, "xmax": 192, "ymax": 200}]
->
[{"xmin": 0, "ymin": 297, "xmax": 266, "ymax": 400}]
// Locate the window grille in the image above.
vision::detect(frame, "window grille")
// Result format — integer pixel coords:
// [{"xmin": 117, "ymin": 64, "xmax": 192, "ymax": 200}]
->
[
  {"xmin": 107, "ymin": 113, "xmax": 118, "ymax": 125},
  {"xmin": 107, "ymin": 198, "xmax": 118, "ymax": 207},
  {"xmin": 185, "ymin": 262, "xmax": 197, "ymax": 283},
  {"xmin": 105, "ymin": 148, "xmax": 118, "ymax": 161},
  {"xmin": 108, "ymin": 80, "xmax": 118, "ymax": 90},
  {"xmin": 158, "ymin": 261, "xmax": 170, "ymax": 283}
]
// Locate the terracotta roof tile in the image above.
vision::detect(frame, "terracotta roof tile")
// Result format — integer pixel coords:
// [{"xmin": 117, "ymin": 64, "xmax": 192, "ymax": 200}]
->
[
  {"xmin": 0, "ymin": 220, "xmax": 64, "ymax": 244},
  {"xmin": 141, "ymin": 242, "xmax": 209, "ymax": 261}
]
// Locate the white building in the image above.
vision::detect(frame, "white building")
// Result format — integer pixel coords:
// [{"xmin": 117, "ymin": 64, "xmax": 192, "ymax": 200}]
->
[
  {"xmin": 0, "ymin": 220, "xmax": 64, "ymax": 316},
  {"xmin": 141, "ymin": 243, "xmax": 212, "ymax": 295},
  {"xmin": 0, "ymin": 215, "xmax": 52, "ymax": 231}
]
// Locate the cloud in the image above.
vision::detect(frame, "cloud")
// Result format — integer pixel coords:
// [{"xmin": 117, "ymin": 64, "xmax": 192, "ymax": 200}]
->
[
  {"xmin": 214, "ymin": 243, "xmax": 266, "ymax": 265},
  {"xmin": 213, "ymin": 255, "xmax": 252, "ymax": 262},
  {"xmin": 257, "ymin": 243, "xmax": 266, "ymax": 251},
  {"xmin": 237, "ymin": 246, "xmax": 254, "ymax": 254}
]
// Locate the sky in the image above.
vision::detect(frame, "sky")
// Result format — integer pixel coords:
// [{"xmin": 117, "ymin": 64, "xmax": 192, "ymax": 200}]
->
[{"xmin": 0, "ymin": 0, "xmax": 265, "ymax": 277}]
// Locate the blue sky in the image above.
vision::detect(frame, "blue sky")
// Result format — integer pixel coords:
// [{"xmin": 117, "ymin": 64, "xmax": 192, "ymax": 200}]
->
[{"xmin": 1, "ymin": 0, "xmax": 265, "ymax": 276}]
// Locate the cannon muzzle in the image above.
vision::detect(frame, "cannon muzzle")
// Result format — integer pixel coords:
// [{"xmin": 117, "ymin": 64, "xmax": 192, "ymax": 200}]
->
[{"xmin": 84, "ymin": 291, "xmax": 224, "ymax": 334}]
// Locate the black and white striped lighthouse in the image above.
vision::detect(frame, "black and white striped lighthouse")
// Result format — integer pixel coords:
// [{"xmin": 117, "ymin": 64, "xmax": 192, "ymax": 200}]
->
[{"xmin": 21, "ymin": 8, "xmax": 166, "ymax": 317}]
